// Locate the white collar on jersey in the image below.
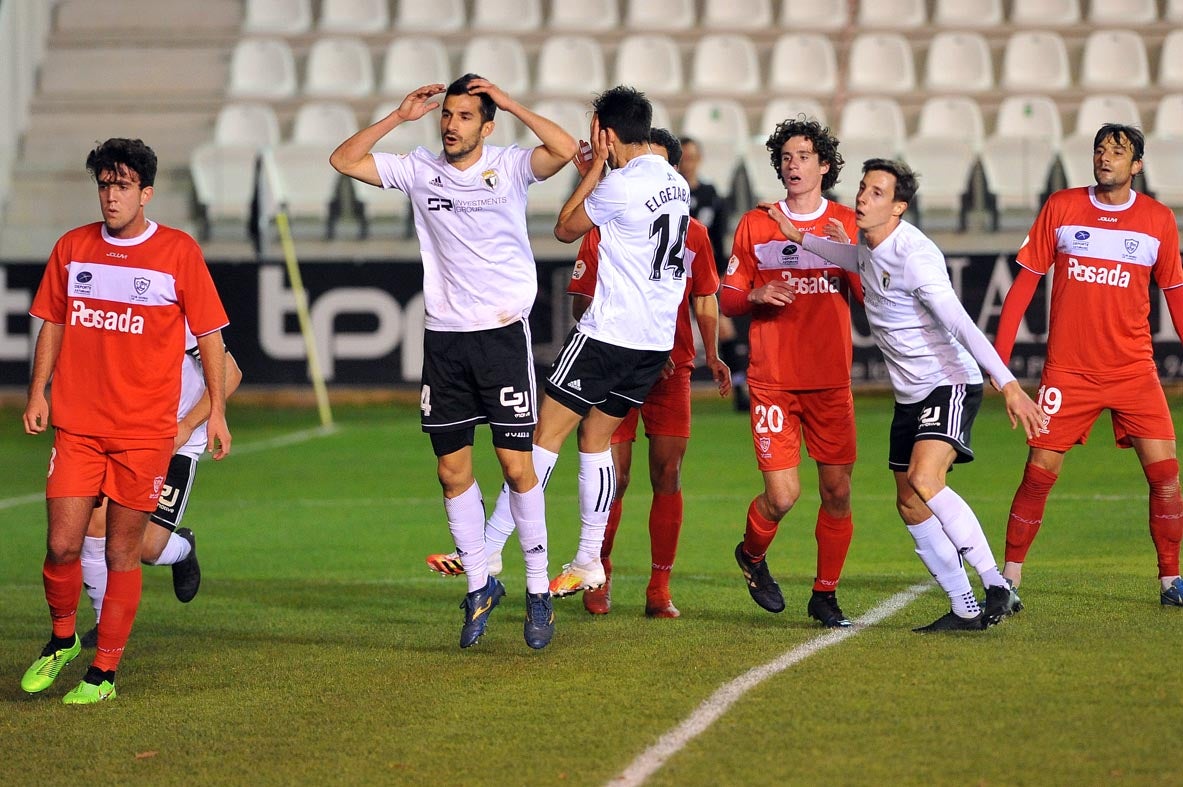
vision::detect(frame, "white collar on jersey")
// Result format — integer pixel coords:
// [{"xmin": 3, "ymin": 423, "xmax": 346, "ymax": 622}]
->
[
  {"xmin": 1087, "ymin": 185, "xmax": 1136, "ymax": 212},
  {"xmin": 101, "ymin": 220, "xmax": 159, "ymax": 246}
]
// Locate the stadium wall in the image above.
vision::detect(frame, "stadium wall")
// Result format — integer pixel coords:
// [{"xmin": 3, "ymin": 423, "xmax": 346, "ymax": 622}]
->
[{"xmin": 4, "ymin": 254, "xmax": 1183, "ymax": 387}]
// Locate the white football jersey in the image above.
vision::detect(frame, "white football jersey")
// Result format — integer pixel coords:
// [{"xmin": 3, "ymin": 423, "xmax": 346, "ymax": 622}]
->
[
  {"xmin": 373, "ymin": 144, "xmax": 540, "ymax": 332},
  {"xmin": 177, "ymin": 324, "xmax": 208, "ymax": 459},
  {"xmin": 579, "ymin": 154, "xmax": 691, "ymax": 351}
]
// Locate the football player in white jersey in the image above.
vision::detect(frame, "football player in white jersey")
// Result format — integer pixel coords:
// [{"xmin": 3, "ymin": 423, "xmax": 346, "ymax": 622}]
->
[
  {"xmin": 330, "ymin": 74, "xmax": 577, "ymax": 650},
  {"xmin": 763, "ymin": 158, "xmax": 1045, "ymax": 631},
  {"xmin": 79, "ymin": 332, "xmax": 243, "ymax": 647}
]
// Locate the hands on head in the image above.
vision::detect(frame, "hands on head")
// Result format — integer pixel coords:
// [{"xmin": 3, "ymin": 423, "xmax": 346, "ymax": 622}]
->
[{"xmin": 396, "ymin": 84, "xmax": 445, "ymax": 122}]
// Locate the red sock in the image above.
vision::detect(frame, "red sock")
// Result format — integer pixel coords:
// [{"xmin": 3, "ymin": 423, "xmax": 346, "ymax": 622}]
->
[
  {"xmin": 93, "ymin": 567, "xmax": 142, "ymax": 672},
  {"xmin": 813, "ymin": 507, "xmax": 853, "ymax": 592},
  {"xmin": 43, "ymin": 557, "xmax": 82, "ymax": 639},
  {"xmin": 1004, "ymin": 463, "xmax": 1058, "ymax": 564},
  {"xmin": 647, "ymin": 491, "xmax": 683, "ymax": 592},
  {"xmin": 601, "ymin": 497, "xmax": 623, "ymax": 562},
  {"xmin": 1145, "ymin": 459, "xmax": 1183, "ymax": 577},
  {"xmin": 742, "ymin": 498, "xmax": 779, "ymax": 562}
]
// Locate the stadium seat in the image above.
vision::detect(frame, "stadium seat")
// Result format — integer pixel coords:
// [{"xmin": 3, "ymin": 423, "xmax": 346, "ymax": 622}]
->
[
  {"xmin": 701, "ymin": 0, "xmax": 773, "ymax": 31},
  {"xmin": 1061, "ymin": 95, "xmax": 1143, "ymax": 187},
  {"xmin": 779, "ymin": 0, "xmax": 848, "ymax": 30},
  {"xmin": 1079, "ymin": 30, "xmax": 1150, "ymax": 90},
  {"xmin": 650, "ymin": 100, "xmax": 673, "ymax": 135},
  {"xmin": 856, "ymin": 0, "xmax": 926, "ymax": 29},
  {"xmin": 459, "ymin": 36, "xmax": 530, "ymax": 95},
  {"xmin": 1169, "ymin": 0, "xmax": 1183, "ymax": 21},
  {"xmin": 932, "ymin": 0, "xmax": 1003, "ymax": 27},
  {"xmin": 534, "ymin": 35, "xmax": 607, "ymax": 98},
  {"xmin": 924, "ymin": 31, "xmax": 992, "ymax": 93},
  {"xmin": 614, "ymin": 34, "xmax": 684, "ymax": 97},
  {"xmin": 228, "ymin": 38, "xmax": 297, "ymax": 99},
  {"xmin": 549, "ymin": 0, "xmax": 620, "ymax": 31},
  {"xmin": 1160, "ymin": 30, "xmax": 1183, "ymax": 89},
  {"xmin": 525, "ymin": 167, "xmax": 577, "ymax": 223},
  {"xmin": 832, "ymin": 97, "xmax": 907, "ymax": 203},
  {"xmin": 681, "ymin": 99, "xmax": 749, "ymax": 197},
  {"xmin": 690, "ymin": 35, "xmax": 761, "ymax": 96},
  {"xmin": 624, "ymin": 0, "xmax": 695, "ymax": 31},
  {"xmin": 741, "ymin": 137, "xmax": 785, "ymax": 204},
  {"xmin": 317, "ymin": 0, "xmax": 389, "ymax": 32},
  {"xmin": 190, "ymin": 103, "xmax": 282, "ymax": 232},
  {"xmin": 760, "ymin": 97, "xmax": 828, "ymax": 132},
  {"xmin": 483, "ymin": 114, "xmax": 524, "ymax": 149},
  {"xmin": 846, "ymin": 33, "xmax": 916, "ymax": 95},
  {"xmin": 266, "ymin": 101, "xmax": 358, "ymax": 228},
  {"xmin": 396, "ymin": 0, "xmax": 465, "ymax": 32},
  {"xmin": 980, "ymin": 95, "xmax": 1063, "ymax": 222},
  {"xmin": 1087, "ymin": 0, "xmax": 1157, "ymax": 24},
  {"xmin": 303, "ymin": 37, "xmax": 374, "ymax": 98},
  {"xmin": 470, "ymin": 0, "xmax": 543, "ymax": 32},
  {"xmin": 1144, "ymin": 135, "xmax": 1183, "ymax": 212},
  {"xmin": 380, "ymin": 38, "xmax": 450, "ymax": 98},
  {"xmin": 1156, "ymin": 94, "xmax": 1183, "ymax": 136},
  {"xmin": 243, "ymin": 0, "xmax": 312, "ymax": 33},
  {"xmin": 532, "ymin": 98, "xmax": 592, "ymax": 141},
  {"xmin": 902, "ymin": 97, "xmax": 985, "ymax": 226},
  {"xmin": 768, "ymin": 34, "xmax": 838, "ymax": 97},
  {"xmin": 1001, "ymin": 31, "xmax": 1071, "ymax": 92},
  {"xmin": 1009, "ymin": 0, "xmax": 1080, "ymax": 25},
  {"xmin": 349, "ymin": 103, "xmax": 415, "ymax": 235}
]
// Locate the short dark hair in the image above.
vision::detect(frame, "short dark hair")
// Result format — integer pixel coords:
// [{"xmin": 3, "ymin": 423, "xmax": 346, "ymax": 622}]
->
[
  {"xmin": 765, "ymin": 116, "xmax": 843, "ymax": 192},
  {"xmin": 1093, "ymin": 123, "xmax": 1144, "ymax": 161},
  {"xmin": 85, "ymin": 138, "xmax": 157, "ymax": 187},
  {"xmin": 649, "ymin": 127, "xmax": 682, "ymax": 167},
  {"xmin": 593, "ymin": 86, "xmax": 651, "ymax": 145},
  {"xmin": 445, "ymin": 73, "xmax": 496, "ymax": 123},
  {"xmin": 862, "ymin": 158, "xmax": 918, "ymax": 204}
]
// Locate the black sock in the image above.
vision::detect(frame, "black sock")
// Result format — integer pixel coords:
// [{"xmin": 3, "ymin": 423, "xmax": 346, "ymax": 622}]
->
[
  {"xmin": 83, "ymin": 665, "xmax": 116, "ymax": 685},
  {"xmin": 49, "ymin": 633, "xmax": 76, "ymax": 651}
]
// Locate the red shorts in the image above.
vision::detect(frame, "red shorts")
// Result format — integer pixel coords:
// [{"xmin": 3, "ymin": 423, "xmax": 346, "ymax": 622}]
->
[
  {"xmin": 1031, "ymin": 366, "xmax": 1175, "ymax": 451},
  {"xmin": 46, "ymin": 429, "xmax": 174, "ymax": 512},
  {"xmin": 749, "ymin": 384, "xmax": 857, "ymax": 471},
  {"xmin": 612, "ymin": 367, "xmax": 692, "ymax": 443}
]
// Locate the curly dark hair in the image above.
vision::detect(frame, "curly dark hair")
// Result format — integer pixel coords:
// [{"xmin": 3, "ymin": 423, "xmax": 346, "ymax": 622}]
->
[
  {"xmin": 648, "ymin": 127, "xmax": 682, "ymax": 167},
  {"xmin": 85, "ymin": 138, "xmax": 157, "ymax": 187},
  {"xmin": 765, "ymin": 116, "xmax": 843, "ymax": 192}
]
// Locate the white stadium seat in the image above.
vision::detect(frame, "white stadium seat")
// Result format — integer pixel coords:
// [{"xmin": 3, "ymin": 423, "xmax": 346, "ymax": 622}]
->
[
  {"xmin": 317, "ymin": 0, "xmax": 389, "ymax": 32},
  {"xmin": 834, "ymin": 97, "xmax": 907, "ymax": 204},
  {"xmin": 190, "ymin": 103, "xmax": 282, "ymax": 228},
  {"xmin": 768, "ymin": 34, "xmax": 837, "ymax": 97},
  {"xmin": 531, "ymin": 99, "xmax": 592, "ymax": 141},
  {"xmin": 760, "ymin": 97, "xmax": 829, "ymax": 132},
  {"xmin": 925, "ymin": 32, "xmax": 992, "ymax": 93},
  {"xmin": 856, "ymin": 0, "xmax": 926, "ymax": 29},
  {"xmin": 214, "ymin": 102, "xmax": 281, "ymax": 148},
  {"xmin": 1156, "ymin": 94, "xmax": 1183, "ymax": 136},
  {"xmin": 380, "ymin": 38, "xmax": 450, "ymax": 98},
  {"xmin": 847, "ymin": 33, "xmax": 916, "ymax": 95},
  {"xmin": 980, "ymin": 95, "xmax": 1063, "ymax": 219},
  {"xmin": 614, "ymin": 34, "xmax": 684, "ymax": 97},
  {"xmin": 396, "ymin": 0, "xmax": 465, "ymax": 32},
  {"xmin": 1061, "ymin": 95, "xmax": 1143, "ymax": 188},
  {"xmin": 681, "ymin": 99, "xmax": 749, "ymax": 197},
  {"xmin": 1080, "ymin": 30, "xmax": 1150, "ymax": 90},
  {"xmin": 549, "ymin": 0, "xmax": 620, "ymax": 31},
  {"xmin": 1009, "ymin": 0, "xmax": 1080, "ymax": 25},
  {"xmin": 690, "ymin": 34, "xmax": 761, "ymax": 96},
  {"xmin": 228, "ymin": 38, "xmax": 297, "ymax": 99},
  {"xmin": 902, "ymin": 97, "xmax": 985, "ymax": 223},
  {"xmin": 1001, "ymin": 31, "xmax": 1071, "ymax": 91},
  {"xmin": 701, "ymin": 0, "xmax": 773, "ymax": 31},
  {"xmin": 303, "ymin": 36, "xmax": 374, "ymax": 98},
  {"xmin": 459, "ymin": 36, "xmax": 530, "ymax": 95},
  {"xmin": 470, "ymin": 0, "xmax": 543, "ymax": 32},
  {"xmin": 534, "ymin": 36, "xmax": 607, "ymax": 98},
  {"xmin": 267, "ymin": 101, "xmax": 358, "ymax": 223},
  {"xmin": 243, "ymin": 0, "xmax": 312, "ymax": 33},
  {"xmin": 932, "ymin": 0, "xmax": 1003, "ymax": 27},
  {"xmin": 1088, "ymin": 0, "xmax": 1157, "ymax": 24},
  {"xmin": 1160, "ymin": 30, "xmax": 1183, "ymax": 89},
  {"xmin": 780, "ymin": 0, "xmax": 848, "ymax": 30}
]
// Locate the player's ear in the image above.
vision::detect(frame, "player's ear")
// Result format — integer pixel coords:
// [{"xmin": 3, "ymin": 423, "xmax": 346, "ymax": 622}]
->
[
  {"xmin": 140, "ymin": 185, "xmax": 154, "ymax": 207},
  {"xmin": 892, "ymin": 200, "xmax": 907, "ymax": 217},
  {"xmin": 480, "ymin": 120, "xmax": 494, "ymax": 141},
  {"xmin": 1132, "ymin": 158, "xmax": 1144, "ymax": 177}
]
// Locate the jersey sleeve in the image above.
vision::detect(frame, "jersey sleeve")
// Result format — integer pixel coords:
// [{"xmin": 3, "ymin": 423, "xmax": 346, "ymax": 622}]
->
[
  {"xmin": 1014, "ymin": 194, "xmax": 1059, "ymax": 274},
  {"xmin": 506, "ymin": 144, "xmax": 540, "ymax": 189},
  {"xmin": 567, "ymin": 228, "xmax": 601, "ymax": 297},
  {"xmin": 29, "ymin": 235, "xmax": 71, "ymax": 324},
  {"xmin": 688, "ymin": 220, "xmax": 720, "ymax": 296},
  {"xmin": 175, "ymin": 240, "xmax": 229, "ymax": 336},
  {"xmin": 584, "ymin": 169, "xmax": 628, "ymax": 226},
  {"xmin": 1151, "ymin": 206, "xmax": 1183, "ymax": 291},
  {"xmin": 373, "ymin": 150, "xmax": 415, "ymax": 193},
  {"xmin": 722, "ymin": 213, "xmax": 758, "ymax": 292}
]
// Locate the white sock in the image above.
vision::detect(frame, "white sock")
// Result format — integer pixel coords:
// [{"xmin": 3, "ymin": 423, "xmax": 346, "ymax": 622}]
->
[
  {"xmin": 926, "ymin": 486, "xmax": 1006, "ymax": 588},
  {"xmin": 575, "ymin": 450, "xmax": 615, "ymax": 565},
  {"xmin": 81, "ymin": 535, "xmax": 107, "ymax": 622},
  {"xmin": 444, "ymin": 482, "xmax": 488, "ymax": 593},
  {"xmin": 511, "ymin": 483, "xmax": 549, "ymax": 595},
  {"xmin": 906, "ymin": 516, "xmax": 980, "ymax": 617},
  {"xmin": 151, "ymin": 530, "xmax": 192, "ymax": 566},
  {"xmin": 484, "ymin": 445, "xmax": 559, "ymax": 558},
  {"xmin": 1162, "ymin": 575, "xmax": 1181, "ymax": 591}
]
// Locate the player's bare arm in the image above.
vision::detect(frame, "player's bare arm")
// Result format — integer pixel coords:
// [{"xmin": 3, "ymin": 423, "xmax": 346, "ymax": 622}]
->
[
  {"xmin": 175, "ymin": 351, "xmax": 243, "ymax": 453},
  {"xmin": 692, "ymin": 293, "xmax": 732, "ymax": 397},
  {"xmin": 465, "ymin": 78, "xmax": 578, "ymax": 180},
  {"xmin": 999, "ymin": 380, "xmax": 1044, "ymax": 439},
  {"xmin": 195, "ymin": 330, "xmax": 232, "ymax": 460},
  {"xmin": 329, "ymin": 83, "xmax": 445, "ymax": 186},
  {"xmin": 23, "ymin": 321, "xmax": 63, "ymax": 435},
  {"xmin": 555, "ymin": 121, "xmax": 609, "ymax": 242}
]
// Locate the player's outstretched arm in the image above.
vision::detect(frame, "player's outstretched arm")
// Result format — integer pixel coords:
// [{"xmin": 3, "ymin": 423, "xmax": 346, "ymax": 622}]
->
[
  {"xmin": 329, "ymin": 83, "xmax": 445, "ymax": 186},
  {"xmin": 195, "ymin": 330, "xmax": 231, "ymax": 460},
  {"xmin": 465, "ymin": 78, "xmax": 578, "ymax": 180},
  {"xmin": 23, "ymin": 321, "xmax": 63, "ymax": 435},
  {"xmin": 761, "ymin": 203, "xmax": 859, "ymax": 272}
]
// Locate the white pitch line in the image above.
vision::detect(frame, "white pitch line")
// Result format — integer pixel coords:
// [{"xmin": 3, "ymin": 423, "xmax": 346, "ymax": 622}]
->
[
  {"xmin": 607, "ymin": 581, "xmax": 933, "ymax": 787},
  {"xmin": 0, "ymin": 492, "xmax": 44, "ymax": 511}
]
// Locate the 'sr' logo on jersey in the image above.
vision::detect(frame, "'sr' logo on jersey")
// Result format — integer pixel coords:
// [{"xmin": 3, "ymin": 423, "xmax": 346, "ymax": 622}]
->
[{"xmin": 427, "ymin": 197, "xmax": 453, "ymax": 211}]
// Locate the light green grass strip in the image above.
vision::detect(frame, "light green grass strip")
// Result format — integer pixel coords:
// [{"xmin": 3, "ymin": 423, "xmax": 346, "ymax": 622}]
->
[{"xmin": 609, "ymin": 581, "xmax": 933, "ymax": 787}]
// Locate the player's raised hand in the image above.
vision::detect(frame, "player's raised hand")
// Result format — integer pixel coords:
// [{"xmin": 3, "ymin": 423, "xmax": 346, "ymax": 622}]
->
[
  {"xmin": 466, "ymin": 77, "xmax": 513, "ymax": 110},
  {"xmin": 573, "ymin": 139, "xmax": 595, "ymax": 176},
  {"xmin": 824, "ymin": 218, "xmax": 851, "ymax": 244},
  {"xmin": 395, "ymin": 84, "xmax": 445, "ymax": 122},
  {"xmin": 999, "ymin": 380, "xmax": 1045, "ymax": 439},
  {"xmin": 589, "ymin": 115, "xmax": 611, "ymax": 167},
  {"xmin": 759, "ymin": 202, "xmax": 804, "ymax": 242}
]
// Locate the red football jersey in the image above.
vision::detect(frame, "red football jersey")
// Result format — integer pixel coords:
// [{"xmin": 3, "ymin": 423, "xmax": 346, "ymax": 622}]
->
[
  {"xmin": 568, "ymin": 218, "xmax": 719, "ymax": 370},
  {"xmin": 30, "ymin": 221, "xmax": 229, "ymax": 439},
  {"xmin": 723, "ymin": 200, "xmax": 860, "ymax": 390},
  {"xmin": 1017, "ymin": 186, "xmax": 1183, "ymax": 374}
]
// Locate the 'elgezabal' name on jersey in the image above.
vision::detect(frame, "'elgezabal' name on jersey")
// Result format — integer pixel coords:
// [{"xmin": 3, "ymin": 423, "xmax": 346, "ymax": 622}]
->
[
  {"xmin": 644, "ymin": 185, "xmax": 690, "ymax": 213},
  {"xmin": 70, "ymin": 299, "xmax": 145, "ymax": 333}
]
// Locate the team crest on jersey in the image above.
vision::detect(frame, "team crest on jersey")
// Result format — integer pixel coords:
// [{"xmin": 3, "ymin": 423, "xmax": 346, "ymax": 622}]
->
[
  {"xmin": 133, "ymin": 277, "xmax": 150, "ymax": 295},
  {"xmin": 881, "ymin": 271, "xmax": 890, "ymax": 289},
  {"xmin": 482, "ymin": 169, "xmax": 498, "ymax": 190},
  {"xmin": 757, "ymin": 437, "xmax": 771, "ymax": 456},
  {"xmin": 151, "ymin": 475, "xmax": 165, "ymax": 499},
  {"xmin": 572, "ymin": 259, "xmax": 587, "ymax": 280},
  {"xmin": 726, "ymin": 255, "xmax": 740, "ymax": 276},
  {"xmin": 1124, "ymin": 239, "xmax": 1140, "ymax": 255}
]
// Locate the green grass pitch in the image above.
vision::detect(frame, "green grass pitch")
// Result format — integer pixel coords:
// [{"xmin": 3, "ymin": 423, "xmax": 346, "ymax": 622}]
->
[{"xmin": 2, "ymin": 393, "xmax": 1180, "ymax": 784}]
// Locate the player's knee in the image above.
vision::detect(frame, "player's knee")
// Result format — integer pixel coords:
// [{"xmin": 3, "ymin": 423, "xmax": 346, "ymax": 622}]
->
[
  {"xmin": 905, "ymin": 468, "xmax": 941, "ymax": 501},
  {"xmin": 648, "ymin": 462, "xmax": 681, "ymax": 495},
  {"xmin": 46, "ymin": 536, "xmax": 82, "ymax": 564},
  {"xmin": 764, "ymin": 488, "xmax": 799, "ymax": 520},
  {"xmin": 1144, "ymin": 458, "xmax": 1181, "ymax": 501},
  {"xmin": 819, "ymin": 479, "xmax": 852, "ymax": 513}
]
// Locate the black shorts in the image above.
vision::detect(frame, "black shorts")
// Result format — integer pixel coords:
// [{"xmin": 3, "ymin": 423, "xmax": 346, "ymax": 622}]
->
[
  {"xmin": 889, "ymin": 383, "xmax": 983, "ymax": 472},
  {"xmin": 545, "ymin": 328, "xmax": 670, "ymax": 418},
  {"xmin": 420, "ymin": 321, "xmax": 537, "ymax": 439},
  {"xmin": 150, "ymin": 452, "xmax": 198, "ymax": 531}
]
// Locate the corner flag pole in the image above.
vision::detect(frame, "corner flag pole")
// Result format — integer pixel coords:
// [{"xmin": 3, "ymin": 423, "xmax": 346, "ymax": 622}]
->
[{"xmin": 274, "ymin": 210, "xmax": 334, "ymax": 428}]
